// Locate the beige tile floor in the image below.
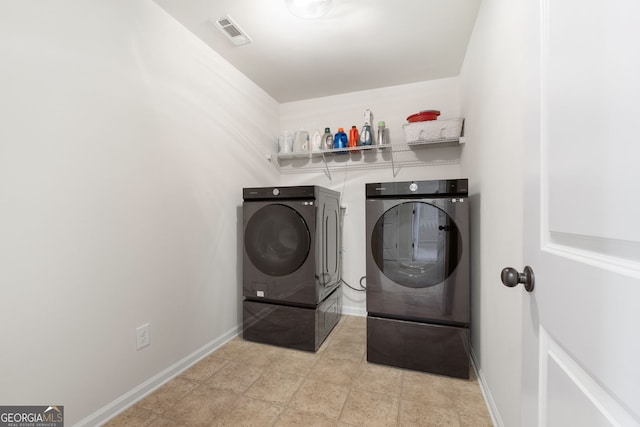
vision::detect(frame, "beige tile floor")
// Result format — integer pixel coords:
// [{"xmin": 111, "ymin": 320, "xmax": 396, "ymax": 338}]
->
[{"xmin": 106, "ymin": 315, "xmax": 493, "ymax": 427}]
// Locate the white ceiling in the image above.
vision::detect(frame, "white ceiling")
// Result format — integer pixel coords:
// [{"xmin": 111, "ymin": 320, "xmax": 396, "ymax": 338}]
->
[{"xmin": 152, "ymin": 0, "xmax": 481, "ymax": 103}]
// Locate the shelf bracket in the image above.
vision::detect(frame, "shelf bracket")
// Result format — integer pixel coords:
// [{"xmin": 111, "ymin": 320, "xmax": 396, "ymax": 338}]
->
[
  {"xmin": 390, "ymin": 148, "xmax": 398, "ymax": 177},
  {"xmin": 321, "ymin": 152, "xmax": 332, "ymax": 181},
  {"xmin": 266, "ymin": 153, "xmax": 281, "ymax": 174}
]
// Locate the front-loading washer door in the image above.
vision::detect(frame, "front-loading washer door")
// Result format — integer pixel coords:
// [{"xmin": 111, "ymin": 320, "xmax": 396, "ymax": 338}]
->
[
  {"xmin": 371, "ymin": 202, "xmax": 461, "ymax": 288},
  {"xmin": 244, "ymin": 204, "xmax": 311, "ymax": 277},
  {"xmin": 366, "ymin": 198, "xmax": 469, "ymax": 325},
  {"xmin": 243, "ymin": 200, "xmax": 319, "ymax": 305}
]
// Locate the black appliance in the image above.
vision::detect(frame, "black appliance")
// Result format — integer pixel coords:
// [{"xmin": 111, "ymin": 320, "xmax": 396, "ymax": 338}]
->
[
  {"xmin": 242, "ymin": 185, "xmax": 342, "ymax": 352},
  {"xmin": 365, "ymin": 179, "xmax": 470, "ymax": 378}
]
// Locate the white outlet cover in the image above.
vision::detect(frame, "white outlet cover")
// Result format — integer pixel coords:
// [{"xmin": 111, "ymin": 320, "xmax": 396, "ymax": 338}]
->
[{"xmin": 136, "ymin": 323, "xmax": 150, "ymax": 350}]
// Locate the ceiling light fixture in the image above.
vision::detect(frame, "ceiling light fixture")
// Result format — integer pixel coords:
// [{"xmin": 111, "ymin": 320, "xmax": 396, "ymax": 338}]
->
[{"xmin": 284, "ymin": 0, "xmax": 332, "ymax": 19}]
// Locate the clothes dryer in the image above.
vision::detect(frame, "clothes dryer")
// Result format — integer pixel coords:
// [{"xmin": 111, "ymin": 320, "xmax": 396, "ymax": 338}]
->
[
  {"xmin": 365, "ymin": 179, "xmax": 470, "ymax": 378},
  {"xmin": 242, "ymin": 185, "xmax": 342, "ymax": 351}
]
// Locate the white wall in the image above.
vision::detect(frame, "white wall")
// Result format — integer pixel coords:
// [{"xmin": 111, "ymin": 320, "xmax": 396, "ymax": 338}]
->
[
  {"xmin": 0, "ymin": 1, "xmax": 278, "ymax": 425},
  {"xmin": 279, "ymin": 79, "xmax": 464, "ymax": 314},
  {"xmin": 459, "ymin": 0, "xmax": 525, "ymax": 425}
]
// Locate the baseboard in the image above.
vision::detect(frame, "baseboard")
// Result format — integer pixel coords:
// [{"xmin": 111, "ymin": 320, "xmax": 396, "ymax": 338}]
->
[
  {"xmin": 470, "ymin": 347, "xmax": 503, "ymax": 427},
  {"xmin": 78, "ymin": 313, "xmax": 490, "ymax": 426},
  {"xmin": 74, "ymin": 325, "xmax": 240, "ymax": 427},
  {"xmin": 77, "ymin": 306, "xmax": 365, "ymax": 426},
  {"xmin": 341, "ymin": 304, "xmax": 366, "ymax": 317}
]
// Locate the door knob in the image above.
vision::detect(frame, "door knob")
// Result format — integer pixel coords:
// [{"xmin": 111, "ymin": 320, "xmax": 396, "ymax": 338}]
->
[{"xmin": 501, "ymin": 266, "xmax": 535, "ymax": 292}]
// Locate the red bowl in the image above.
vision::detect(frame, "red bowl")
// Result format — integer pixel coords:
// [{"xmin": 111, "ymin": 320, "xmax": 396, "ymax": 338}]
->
[{"xmin": 407, "ymin": 110, "xmax": 441, "ymax": 122}]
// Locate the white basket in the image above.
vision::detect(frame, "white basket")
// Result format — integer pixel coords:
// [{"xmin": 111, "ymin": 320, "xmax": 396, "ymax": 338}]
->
[{"xmin": 402, "ymin": 118, "xmax": 464, "ymax": 143}]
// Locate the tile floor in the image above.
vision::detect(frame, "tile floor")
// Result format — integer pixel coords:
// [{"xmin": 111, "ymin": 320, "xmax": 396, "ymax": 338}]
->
[{"xmin": 105, "ymin": 315, "xmax": 493, "ymax": 427}]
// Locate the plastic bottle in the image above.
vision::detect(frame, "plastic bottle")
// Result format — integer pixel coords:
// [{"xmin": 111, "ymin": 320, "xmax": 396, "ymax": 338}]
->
[
  {"xmin": 322, "ymin": 127, "xmax": 333, "ymax": 150},
  {"xmin": 377, "ymin": 121, "xmax": 387, "ymax": 147},
  {"xmin": 348, "ymin": 126, "xmax": 359, "ymax": 153},
  {"xmin": 311, "ymin": 129, "xmax": 322, "ymax": 151},
  {"xmin": 278, "ymin": 130, "xmax": 293, "ymax": 153},
  {"xmin": 334, "ymin": 128, "xmax": 348, "ymax": 152},
  {"xmin": 359, "ymin": 109, "xmax": 373, "ymax": 146}
]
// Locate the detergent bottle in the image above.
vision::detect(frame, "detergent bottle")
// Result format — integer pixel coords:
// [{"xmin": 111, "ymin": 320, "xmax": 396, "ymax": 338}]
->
[
  {"xmin": 334, "ymin": 127, "xmax": 348, "ymax": 152},
  {"xmin": 359, "ymin": 109, "xmax": 373, "ymax": 146},
  {"xmin": 348, "ymin": 126, "xmax": 359, "ymax": 153}
]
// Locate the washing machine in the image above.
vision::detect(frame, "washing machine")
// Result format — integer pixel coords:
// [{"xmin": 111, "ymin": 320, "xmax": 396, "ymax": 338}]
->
[
  {"xmin": 365, "ymin": 179, "xmax": 470, "ymax": 378},
  {"xmin": 242, "ymin": 185, "xmax": 342, "ymax": 352}
]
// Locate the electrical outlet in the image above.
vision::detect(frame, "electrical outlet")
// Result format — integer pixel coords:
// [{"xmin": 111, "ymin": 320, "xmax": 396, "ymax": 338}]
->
[{"xmin": 136, "ymin": 323, "xmax": 150, "ymax": 350}]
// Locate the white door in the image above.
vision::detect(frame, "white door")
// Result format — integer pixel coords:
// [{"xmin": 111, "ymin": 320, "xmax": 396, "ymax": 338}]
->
[{"xmin": 519, "ymin": 0, "xmax": 640, "ymax": 425}]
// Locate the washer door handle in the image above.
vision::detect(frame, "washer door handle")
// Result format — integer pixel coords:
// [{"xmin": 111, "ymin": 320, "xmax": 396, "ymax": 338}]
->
[{"xmin": 500, "ymin": 266, "xmax": 535, "ymax": 292}]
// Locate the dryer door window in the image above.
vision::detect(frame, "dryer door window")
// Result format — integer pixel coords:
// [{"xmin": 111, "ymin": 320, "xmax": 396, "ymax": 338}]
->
[
  {"xmin": 245, "ymin": 204, "xmax": 311, "ymax": 277},
  {"xmin": 371, "ymin": 202, "xmax": 462, "ymax": 288}
]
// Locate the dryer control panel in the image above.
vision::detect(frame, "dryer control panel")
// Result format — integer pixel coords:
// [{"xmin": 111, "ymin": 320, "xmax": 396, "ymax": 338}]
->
[{"xmin": 244, "ymin": 185, "xmax": 319, "ymax": 200}]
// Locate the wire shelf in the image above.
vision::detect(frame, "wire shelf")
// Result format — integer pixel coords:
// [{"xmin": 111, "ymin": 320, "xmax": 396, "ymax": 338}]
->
[{"xmin": 268, "ymin": 137, "xmax": 464, "ymax": 180}]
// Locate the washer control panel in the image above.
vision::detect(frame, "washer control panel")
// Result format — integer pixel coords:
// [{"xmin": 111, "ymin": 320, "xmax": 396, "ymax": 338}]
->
[{"xmin": 366, "ymin": 179, "xmax": 468, "ymax": 198}]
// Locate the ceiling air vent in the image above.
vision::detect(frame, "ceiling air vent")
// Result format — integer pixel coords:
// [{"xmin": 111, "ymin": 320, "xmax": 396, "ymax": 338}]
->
[{"xmin": 215, "ymin": 15, "xmax": 251, "ymax": 46}]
